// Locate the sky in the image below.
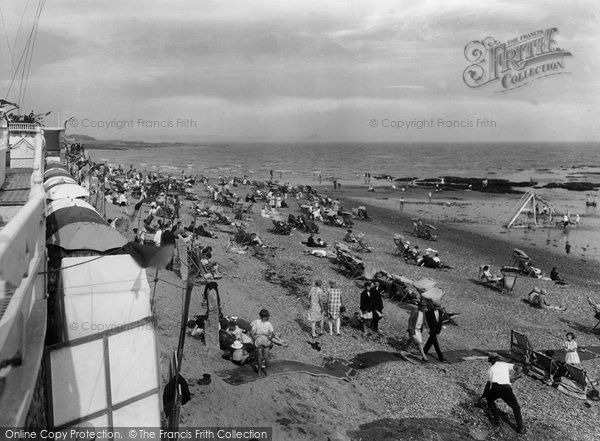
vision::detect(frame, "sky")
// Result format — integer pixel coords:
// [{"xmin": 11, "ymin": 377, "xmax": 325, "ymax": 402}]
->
[{"xmin": 0, "ymin": 0, "xmax": 598, "ymax": 142}]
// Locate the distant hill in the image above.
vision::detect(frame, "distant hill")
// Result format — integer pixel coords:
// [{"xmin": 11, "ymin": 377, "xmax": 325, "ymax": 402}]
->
[{"xmin": 66, "ymin": 134, "xmax": 97, "ymax": 142}]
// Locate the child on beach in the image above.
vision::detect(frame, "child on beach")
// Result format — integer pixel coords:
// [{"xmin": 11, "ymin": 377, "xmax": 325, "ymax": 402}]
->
[
  {"xmin": 563, "ymin": 332, "xmax": 581, "ymax": 367},
  {"xmin": 250, "ymin": 309, "xmax": 288, "ymax": 375}
]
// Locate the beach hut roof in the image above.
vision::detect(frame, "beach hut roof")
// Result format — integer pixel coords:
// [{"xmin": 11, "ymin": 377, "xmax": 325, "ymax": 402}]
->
[
  {"xmin": 46, "ymin": 183, "xmax": 90, "ymax": 201},
  {"xmin": 47, "ymin": 198, "xmax": 97, "ymax": 216},
  {"xmin": 44, "ymin": 176, "xmax": 77, "ymax": 191},
  {"xmin": 44, "ymin": 168, "xmax": 72, "ymax": 180},
  {"xmin": 46, "ymin": 207, "xmax": 126, "ymax": 252}
]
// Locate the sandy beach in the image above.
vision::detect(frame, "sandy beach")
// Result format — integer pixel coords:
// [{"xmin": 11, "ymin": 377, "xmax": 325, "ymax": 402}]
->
[{"xmin": 102, "ymin": 173, "xmax": 600, "ymax": 441}]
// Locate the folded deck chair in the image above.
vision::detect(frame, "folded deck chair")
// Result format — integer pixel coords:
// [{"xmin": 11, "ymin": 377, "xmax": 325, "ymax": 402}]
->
[{"xmin": 509, "ymin": 330, "xmax": 532, "ymax": 364}]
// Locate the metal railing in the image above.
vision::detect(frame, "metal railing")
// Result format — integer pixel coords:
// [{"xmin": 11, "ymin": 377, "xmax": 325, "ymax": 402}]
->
[{"xmin": 8, "ymin": 123, "xmax": 39, "ymax": 133}]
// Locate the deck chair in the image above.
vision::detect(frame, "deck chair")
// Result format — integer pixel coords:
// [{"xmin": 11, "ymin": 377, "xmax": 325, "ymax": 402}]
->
[
  {"xmin": 340, "ymin": 212, "xmax": 354, "ymax": 227},
  {"xmin": 587, "ymin": 298, "xmax": 600, "ymax": 330},
  {"xmin": 512, "ymin": 249, "xmax": 541, "ymax": 277},
  {"xmin": 354, "ymin": 232, "xmax": 374, "ymax": 253},
  {"xmin": 188, "ymin": 247, "xmax": 222, "ymax": 281},
  {"xmin": 529, "ymin": 351, "xmax": 558, "ymax": 384},
  {"xmin": 557, "ymin": 363, "xmax": 597, "ymax": 400},
  {"xmin": 303, "ymin": 218, "xmax": 319, "ymax": 234},
  {"xmin": 298, "ymin": 203, "xmax": 312, "ymax": 215},
  {"xmin": 509, "ymin": 330, "xmax": 533, "ymax": 364},
  {"xmin": 334, "ymin": 242, "xmax": 364, "ymax": 279},
  {"xmin": 478, "ymin": 265, "xmax": 518, "ymax": 294},
  {"xmin": 271, "ymin": 220, "xmax": 293, "ymax": 235},
  {"xmin": 213, "ymin": 211, "xmax": 233, "ymax": 225},
  {"xmin": 341, "ymin": 255, "xmax": 365, "ymax": 279},
  {"xmin": 234, "ymin": 225, "xmax": 254, "ymax": 246}
]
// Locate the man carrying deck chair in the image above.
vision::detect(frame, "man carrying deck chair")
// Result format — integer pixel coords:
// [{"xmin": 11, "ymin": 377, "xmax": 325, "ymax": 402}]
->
[{"xmin": 482, "ymin": 353, "xmax": 526, "ymax": 434}]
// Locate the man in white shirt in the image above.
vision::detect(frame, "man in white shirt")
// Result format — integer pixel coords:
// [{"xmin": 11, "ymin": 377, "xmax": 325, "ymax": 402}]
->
[{"xmin": 483, "ymin": 354, "xmax": 525, "ymax": 434}]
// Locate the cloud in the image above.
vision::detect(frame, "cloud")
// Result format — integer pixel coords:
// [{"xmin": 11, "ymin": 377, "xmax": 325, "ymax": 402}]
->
[{"xmin": 0, "ymin": 0, "xmax": 597, "ymax": 141}]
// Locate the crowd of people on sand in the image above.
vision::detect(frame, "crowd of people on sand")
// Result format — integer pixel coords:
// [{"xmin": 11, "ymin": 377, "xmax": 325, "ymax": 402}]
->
[{"xmin": 63, "ymin": 148, "xmax": 599, "ymax": 434}]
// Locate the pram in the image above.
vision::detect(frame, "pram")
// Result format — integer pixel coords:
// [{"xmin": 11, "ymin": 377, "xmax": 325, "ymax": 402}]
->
[
  {"xmin": 352, "ymin": 206, "xmax": 372, "ymax": 221},
  {"xmin": 412, "ymin": 218, "xmax": 438, "ymax": 241},
  {"xmin": 512, "ymin": 248, "xmax": 542, "ymax": 278},
  {"xmin": 478, "ymin": 264, "xmax": 518, "ymax": 293}
]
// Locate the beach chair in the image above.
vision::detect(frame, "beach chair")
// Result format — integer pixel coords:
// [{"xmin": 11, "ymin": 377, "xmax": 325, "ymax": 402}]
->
[
  {"xmin": 298, "ymin": 203, "xmax": 312, "ymax": 215},
  {"xmin": 242, "ymin": 201, "xmax": 254, "ymax": 213},
  {"xmin": 353, "ymin": 232, "xmax": 374, "ymax": 253},
  {"xmin": 271, "ymin": 220, "xmax": 293, "ymax": 235},
  {"xmin": 188, "ymin": 247, "xmax": 222, "ymax": 281},
  {"xmin": 586, "ymin": 298, "xmax": 600, "ymax": 330},
  {"xmin": 351, "ymin": 206, "xmax": 372, "ymax": 221},
  {"xmin": 529, "ymin": 351, "xmax": 558, "ymax": 384},
  {"xmin": 340, "ymin": 212, "xmax": 354, "ymax": 227},
  {"xmin": 412, "ymin": 219, "xmax": 438, "ymax": 241},
  {"xmin": 512, "ymin": 249, "xmax": 542, "ymax": 278},
  {"xmin": 234, "ymin": 224, "xmax": 254, "ymax": 246},
  {"xmin": 212, "ymin": 211, "xmax": 233, "ymax": 225},
  {"xmin": 478, "ymin": 265, "xmax": 518, "ymax": 294},
  {"xmin": 334, "ymin": 242, "xmax": 365, "ymax": 279},
  {"xmin": 509, "ymin": 330, "xmax": 533, "ymax": 364},
  {"xmin": 557, "ymin": 363, "xmax": 597, "ymax": 400},
  {"xmin": 302, "ymin": 218, "xmax": 320, "ymax": 234}
]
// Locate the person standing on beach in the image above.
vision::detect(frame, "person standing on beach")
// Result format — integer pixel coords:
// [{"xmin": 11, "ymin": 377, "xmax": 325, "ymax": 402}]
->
[
  {"xmin": 359, "ymin": 282, "xmax": 374, "ymax": 336},
  {"xmin": 203, "ymin": 282, "xmax": 221, "ymax": 350},
  {"xmin": 403, "ymin": 301, "xmax": 428, "ymax": 361},
  {"xmin": 307, "ymin": 280, "xmax": 325, "ymax": 338},
  {"xmin": 428, "ymin": 191, "xmax": 432, "ymax": 203},
  {"xmin": 565, "ymin": 241, "xmax": 571, "ymax": 254},
  {"xmin": 563, "ymin": 332, "xmax": 581, "ymax": 367},
  {"xmin": 423, "ymin": 301, "xmax": 445, "ymax": 362},
  {"xmin": 482, "ymin": 354, "xmax": 525, "ymax": 434},
  {"xmin": 371, "ymin": 281, "xmax": 384, "ymax": 335},
  {"xmin": 250, "ymin": 309, "xmax": 288, "ymax": 376},
  {"xmin": 399, "ymin": 197, "xmax": 404, "ymax": 211},
  {"xmin": 326, "ymin": 281, "xmax": 343, "ymax": 336}
]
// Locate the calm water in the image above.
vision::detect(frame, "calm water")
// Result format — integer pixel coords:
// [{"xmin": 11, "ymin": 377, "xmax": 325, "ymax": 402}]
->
[{"xmin": 91, "ymin": 142, "xmax": 600, "ymax": 185}]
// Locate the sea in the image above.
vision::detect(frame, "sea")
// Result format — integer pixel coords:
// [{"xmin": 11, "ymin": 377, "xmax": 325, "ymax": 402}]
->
[{"xmin": 90, "ymin": 141, "xmax": 600, "ymax": 187}]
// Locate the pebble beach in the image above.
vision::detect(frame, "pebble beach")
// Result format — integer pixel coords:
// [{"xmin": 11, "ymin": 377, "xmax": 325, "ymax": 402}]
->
[{"xmin": 102, "ymin": 164, "xmax": 600, "ymax": 441}]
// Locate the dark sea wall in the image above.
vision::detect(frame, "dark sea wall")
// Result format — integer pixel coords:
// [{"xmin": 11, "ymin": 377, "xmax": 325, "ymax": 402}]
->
[{"xmin": 539, "ymin": 182, "xmax": 600, "ymax": 191}]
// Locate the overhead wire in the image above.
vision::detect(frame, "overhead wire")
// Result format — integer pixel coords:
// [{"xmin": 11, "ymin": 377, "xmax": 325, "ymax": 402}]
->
[
  {"xmin": 0, "ymin": 4, "xmax": 18, "ymax": 103},
  {"xmin": 19, "ymin": 0, "xmax": 45, "ymax": 111}
]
